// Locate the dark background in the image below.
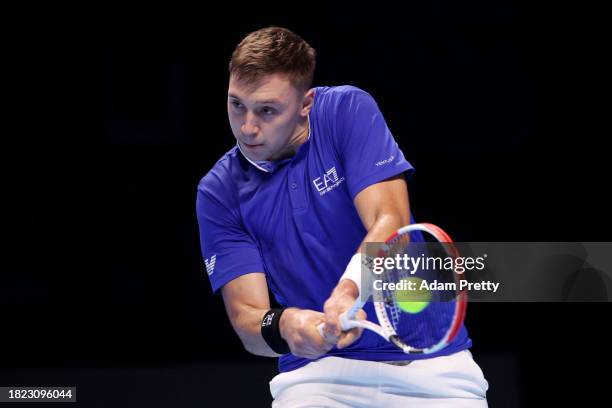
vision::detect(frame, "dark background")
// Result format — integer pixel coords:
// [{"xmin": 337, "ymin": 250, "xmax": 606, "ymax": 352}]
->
[{"xmin": 1, "ymin": 1, "xmax": 609, "ymax": 406}]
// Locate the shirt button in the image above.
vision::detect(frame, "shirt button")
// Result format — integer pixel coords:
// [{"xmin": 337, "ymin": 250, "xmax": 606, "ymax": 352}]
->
[{"xmin": 290, "ymin": 182, "xmax": 297, "ymax": 189}]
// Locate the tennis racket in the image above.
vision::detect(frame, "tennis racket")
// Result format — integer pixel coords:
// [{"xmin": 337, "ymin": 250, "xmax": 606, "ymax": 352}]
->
[{"xmin": 318, "ymin": 223, "xmax": 467, "ymax": 354}]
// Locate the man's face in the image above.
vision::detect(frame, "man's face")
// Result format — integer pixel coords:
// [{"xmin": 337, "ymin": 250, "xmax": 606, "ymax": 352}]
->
[{"xmin": 228, "ymin": 73, "xmax": 308, "ymax": 161}]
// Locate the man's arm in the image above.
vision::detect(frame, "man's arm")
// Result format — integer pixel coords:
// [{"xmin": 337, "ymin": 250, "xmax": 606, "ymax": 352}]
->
[
  {"xmin": 323, "ymin": 174, "xmax": 410, "ymax": 347},
  {"xmin": 354, "ymin": 174, "xmax": 410, "ymax": 244},
  {"xmin": 221, "ymin": 272, "xmax": 335, "ymax": 359}
]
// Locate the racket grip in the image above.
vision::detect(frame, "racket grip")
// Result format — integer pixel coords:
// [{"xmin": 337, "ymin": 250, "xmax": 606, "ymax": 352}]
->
[
  {"xmin": 316, "ymin": 312, "xmax": 349, "ymax": 339},
  {"xmin": 316, "ymin": 322, "xmax": 340, "ymax": 342},
  {"xmin": 343, "ymin": 296, "xmax": 366, "ymax": 323},
  {"xmin": 316, "ymin": 309, "xmax": 361, "ymax": 339}
]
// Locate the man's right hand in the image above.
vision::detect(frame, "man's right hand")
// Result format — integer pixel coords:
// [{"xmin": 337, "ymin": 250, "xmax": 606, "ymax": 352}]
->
[
  {"xmin": 322, "ymin": 279, "xmax": 367, "ymax": 349},
  {"xmin": 279, "ymin": 308, "xmax": 336, "ymax": 359}
]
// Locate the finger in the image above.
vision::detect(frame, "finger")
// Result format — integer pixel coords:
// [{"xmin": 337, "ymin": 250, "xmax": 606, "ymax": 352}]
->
[
  {"xmin": 336, "ymin": 327, "xmax": 364, "ymax": 349},
  {"xmin": 336, "ymin": 329, "xmax": 361, "ymax": 349},
  {"xmin": 334, "ymin": 308, "xmax": 366, "ymax": 348},
  {"xmin": 291, "ymin": 340, "xmax": 322, "ymax": 359},
  {"xmin": 323, "ymin": 302, "xmax": 344, "ymax": 337},
  {"xmin": 310, "ymin": 336, "xmax": 335, "ymax": 356},
  {"xmin": 302, "ymin": 352, "xmax": 325, "ymax": 360},
  {"xmin": 308, "ymin": 325, "xmax": 337, "ymax": 351},
  {"xmin": 295, "ymin": 325, "xmax": 334, "ymax": 355},
  {"xmin": 295, "ymin": 342, "xmax": 330, "ymax": 359},
  {"xmin": 320, "ymin": 330, "xmax": 339, "ymax": 345},
  {"xmin": 312, "ymin": 316, "xmax": 338, "ymax": 343},
  {"xmin": 323, "ymin": 314, "xmax": 342, "ymax": 338},
  {"xmin": 293, "ymin": 349, "xmax": 321, "ymax": 359},
  {"xmin": 338, "ymin": 309, "xmax": 366, "ymax": 348}
]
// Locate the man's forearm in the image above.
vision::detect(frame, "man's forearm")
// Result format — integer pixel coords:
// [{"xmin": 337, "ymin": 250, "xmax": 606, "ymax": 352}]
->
[
  {"xmin": 229, "ymin": 304, "xmax": 281, "ymax": 357},
  {"xmin": 359, "ymin": 212, "xmax": 406, "ymax": 250},
  {"xmin": 231, "ymin": 306, "xmax": 321, "ymax": 358}
]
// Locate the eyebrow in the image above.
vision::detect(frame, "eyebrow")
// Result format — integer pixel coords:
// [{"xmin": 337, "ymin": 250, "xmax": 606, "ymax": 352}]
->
[{"xmin": 228, "ymin": 93, "xmax": 283, "ymax": 105}]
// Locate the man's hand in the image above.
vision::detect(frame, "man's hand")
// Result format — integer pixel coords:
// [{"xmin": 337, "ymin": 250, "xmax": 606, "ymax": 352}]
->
[
  {"xmin": 322, "ymin": 279, "xmax": 367, "ymax": 349},
  {"xmin": 279, "ymin": 308, "xmax": 336, "ymax": 359}
]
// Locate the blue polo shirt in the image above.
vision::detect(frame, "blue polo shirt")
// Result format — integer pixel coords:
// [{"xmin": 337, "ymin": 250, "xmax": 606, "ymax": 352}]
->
[{"xmin": 196, "ymin": 85, "xmax": 471, "ymax": 372}]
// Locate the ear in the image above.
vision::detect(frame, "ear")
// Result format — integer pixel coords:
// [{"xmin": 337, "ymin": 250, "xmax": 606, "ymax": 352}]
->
[{"xmin": 300, "ymin": 88, "xmax": 315, "ymax": 117}]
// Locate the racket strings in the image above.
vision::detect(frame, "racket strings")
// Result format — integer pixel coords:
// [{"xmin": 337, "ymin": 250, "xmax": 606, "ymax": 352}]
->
[{"xmin": 380, "ymin": 232, "xmax": 460, "ymax": 350}]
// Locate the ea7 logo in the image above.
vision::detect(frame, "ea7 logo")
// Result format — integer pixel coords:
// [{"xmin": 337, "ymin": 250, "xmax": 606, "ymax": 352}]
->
[
  {"xmin": 325, "ymin": 167, "xmax": 339, "ymax": 183},
  {"xmin": 312, "ymin": 166, "xmax": 345, "ymax": 196},
  {"xmin": 204, "ymin": 254, "xmax": 216, "ymax": 276}
]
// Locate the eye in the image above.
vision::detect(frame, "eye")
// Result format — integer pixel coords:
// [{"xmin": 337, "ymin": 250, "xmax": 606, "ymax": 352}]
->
[
  {"xmin": 230, "ymin": 100, "xmax": 244, "ymax": 109},
  {"xmin": 261, "ymin": 107, "xmax": 277, "ymax": 116}
]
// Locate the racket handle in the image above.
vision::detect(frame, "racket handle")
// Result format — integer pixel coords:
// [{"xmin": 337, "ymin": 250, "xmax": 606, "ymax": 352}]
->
[
  {"xmin": 316, "ymin": 321, "xmax": 341, "ymax": 342},
  {"xmin": 316, "ymin": 292, "xmax": 367, "ymax": 339},
  {"xmin": 316, "ymin": 301, "xmax": 366, "ymax": 339},
  {"xmin": 316, "ymin": 311, "xmax": 350, "ymax": 340},
  {"xmin": 317, "ymin": 313, "xmax": 354, "ymax": 340},
  {"xmin": 343, "ymin": 296, "xmax": 366, "ymax": 322},
  {"xmin": 317, "ymin": 312, "xmax": 385, "ymax": 341}
]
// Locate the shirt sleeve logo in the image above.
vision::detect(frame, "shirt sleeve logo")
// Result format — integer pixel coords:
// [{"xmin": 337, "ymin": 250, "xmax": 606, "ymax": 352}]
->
[
  {"xmin": 312, "ymin": 166, "xmax": 345, "ymax": 196},
  {"xmin": 375, "ymin": 155, "xmax": 395, "ymax": 167},
  {"xmin": 204, "ymin": 254, "xmax": 217, "ymax": 276}
]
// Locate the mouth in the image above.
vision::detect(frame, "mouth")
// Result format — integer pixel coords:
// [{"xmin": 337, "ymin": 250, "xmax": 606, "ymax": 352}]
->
[{"xmin": 243, "ymin": 142, "xmax": 263, "ymax": 149}]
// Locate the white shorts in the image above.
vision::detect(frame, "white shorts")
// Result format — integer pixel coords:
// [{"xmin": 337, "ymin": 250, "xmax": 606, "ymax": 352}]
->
[{"xmin": 270, "ymin": 350, "xmax": 489, "ymax": 407}]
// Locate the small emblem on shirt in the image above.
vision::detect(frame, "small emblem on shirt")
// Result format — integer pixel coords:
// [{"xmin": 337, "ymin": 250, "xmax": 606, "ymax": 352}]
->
[
  {"xmin": 204, "ymin": 254, "xmax": 217, "ymax": 276},
  {"xmin": 313, "ymin": 166, "xmax": 345, "ymax": 196},
  {"xmin": 375, "ymin": 155, "xmax": 395, "ymax": 167}
]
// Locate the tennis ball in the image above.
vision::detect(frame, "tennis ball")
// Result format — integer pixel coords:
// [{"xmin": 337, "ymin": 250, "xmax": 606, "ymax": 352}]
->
[{"xmin": 396, "ymin": 277, "xmax": 431, "ymax": 314}]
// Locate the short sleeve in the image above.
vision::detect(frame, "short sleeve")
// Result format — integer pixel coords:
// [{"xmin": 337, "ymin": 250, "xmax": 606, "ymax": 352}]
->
[
  {"xmin": 196, "ymin": 176, "xmax": 264, "ymax": 294},
  {"xmin": 333, "ymin": 87, "xmax": 414, "ymax": 199}
]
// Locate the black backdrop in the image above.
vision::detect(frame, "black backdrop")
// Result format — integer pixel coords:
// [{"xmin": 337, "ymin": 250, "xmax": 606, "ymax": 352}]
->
[{"xmin": 1, "ymin": 1, "xmax": 609, "ymax": 406}]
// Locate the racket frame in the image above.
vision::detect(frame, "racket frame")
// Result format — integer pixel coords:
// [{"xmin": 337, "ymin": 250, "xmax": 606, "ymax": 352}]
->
[{"xmin": 321, "ymin": 223, "xmax": 468, "ymax": 354}]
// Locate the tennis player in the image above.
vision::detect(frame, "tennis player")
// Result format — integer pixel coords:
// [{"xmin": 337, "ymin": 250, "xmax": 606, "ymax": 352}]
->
[{"xmin": 196, "ymin": 26, "xmax": 488, "ymax": 407}]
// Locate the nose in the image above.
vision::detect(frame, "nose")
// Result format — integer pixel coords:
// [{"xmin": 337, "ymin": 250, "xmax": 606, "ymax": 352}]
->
[{"xmin": 241, "ymin": 111, "xmax": 259, "ymax": 137}]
